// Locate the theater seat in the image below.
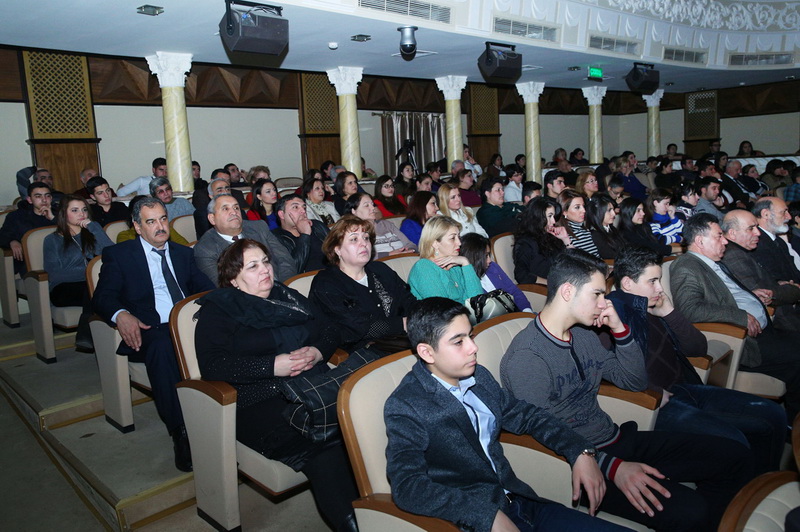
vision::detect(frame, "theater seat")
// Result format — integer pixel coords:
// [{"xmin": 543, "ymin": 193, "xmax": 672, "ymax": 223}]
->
[
  {"xmin": 170, "ymin": 214, "xmax": 196, "ymax": 245},
  {"xmin": 23, "ymin": 226, "xmax": 81, "ymax": 363},
  {"xmin": 87, "ymin": 255, "xmax": 152, "ymax": 432},
  {"xmin": 718, "ymin": 471, "xmax": 800, "ymax": 532},
  {"xmin": 490, "ymin": 232, "xmax": 515, "ymax": 283},
  {"xmin": 170, "ymin": 293, "xmax": 307, "ymax": 531},
  {"xmin": 376, "ymin": 252, "xmax": 419, "ymax": 283},
  {"xmin": 283, "ymin": 269, "xmax": 321, "ymax": 298}
]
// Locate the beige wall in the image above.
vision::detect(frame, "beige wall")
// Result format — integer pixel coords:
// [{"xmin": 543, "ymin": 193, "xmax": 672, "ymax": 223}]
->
[
  {"xmin": 721, "ymin": 112, "xmax": 800, "ymax": 156},
  {"xmin": 0, "ymin": 102, "xmax": 32, "ymax": 207}
]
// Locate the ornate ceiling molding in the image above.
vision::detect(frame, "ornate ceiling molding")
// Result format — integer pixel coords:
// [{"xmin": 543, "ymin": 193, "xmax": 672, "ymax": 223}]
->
[{"xmin": 591, "ymin": 0, "xmax": 800, "ymax": 31}]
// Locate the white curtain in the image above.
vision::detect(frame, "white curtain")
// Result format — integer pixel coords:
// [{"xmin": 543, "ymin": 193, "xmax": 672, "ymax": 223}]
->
[{"xmin": 380, "ymin": 112, "xmax": 445, "ymax": 176}]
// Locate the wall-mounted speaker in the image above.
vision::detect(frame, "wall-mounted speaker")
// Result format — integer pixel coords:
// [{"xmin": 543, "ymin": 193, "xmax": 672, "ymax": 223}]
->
[
  {"xmin": 625, "ymin": 65, "xmax": 660, "ymax": 94},
  {"xmin": 219, "ymin": 10, "xmax": 288, "ymax": 55},
  {"xmin": 478, "ymin": 48, "xmax": 521, "ymax": 82}
]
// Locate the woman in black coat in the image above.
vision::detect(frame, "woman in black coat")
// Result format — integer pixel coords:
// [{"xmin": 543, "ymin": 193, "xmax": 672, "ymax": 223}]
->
[
  {"xmin": 513, "ymin": 197, "xmax": 570, "ymax": 284},
  {"xmin": 195, "ymin": 239, "xmax": 358, "ymax": 531},
  {"xmin": 617, "ymin": 197, "xmax": 672, "ymax": 257}
]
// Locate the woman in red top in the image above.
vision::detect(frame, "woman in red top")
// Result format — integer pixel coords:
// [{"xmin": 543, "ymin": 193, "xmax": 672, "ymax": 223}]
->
[
  {"xmin": 455, "ymin": 169, "xmax": 482, "ymax": 207},
  {"xmin": 246, "ymin": 178, "xmax": 279, "ymax": 230},
  {"xmin": 373, "ymin": 175, "xmax": 407, "ymax": 217}
]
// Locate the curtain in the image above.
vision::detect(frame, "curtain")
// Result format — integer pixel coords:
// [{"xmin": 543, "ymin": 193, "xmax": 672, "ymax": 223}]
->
[{"xmin": 380, "ymin": 112, "xmax": 445, "ymax": 177}]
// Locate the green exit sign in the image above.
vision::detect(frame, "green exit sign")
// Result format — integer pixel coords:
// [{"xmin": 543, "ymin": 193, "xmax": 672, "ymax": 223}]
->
[{"xmin": 588, "ymin": 66, "xmax": 603, "ymax": 80}]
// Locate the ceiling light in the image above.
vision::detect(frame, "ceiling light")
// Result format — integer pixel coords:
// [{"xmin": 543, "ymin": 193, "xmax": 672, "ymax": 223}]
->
[
  {"xmin": 787, "ymin": 75, "xmax": 796, "ymax": 80},
  {"xmin": 137, "ymin": 5, "xmax": 164, "ymax": 16},
  {"xmin": 351, "ymin": 34, "xmax": 371, "ymax": 42},
  {"xmin": 665, "ymin": 82, "xmax": 675, "ymax": 86},
  {"xmin": 568, "ymin": 66, "xmax": 581, "ymax": 71}
]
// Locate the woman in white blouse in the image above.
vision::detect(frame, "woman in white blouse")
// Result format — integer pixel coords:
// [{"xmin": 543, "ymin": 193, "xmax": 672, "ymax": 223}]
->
[{"xmin": 436, "ymin": 182, "xmax": 488, "ymax": 238}]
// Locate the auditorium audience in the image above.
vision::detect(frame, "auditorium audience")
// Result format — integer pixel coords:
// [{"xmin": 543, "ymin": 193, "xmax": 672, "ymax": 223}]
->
[
  {"xmin": 736, "ymin": 140, "xmax": 765, "ymax": 157},
  {"xmin": 194, "ymin": 239, "xmax": 358, "ymax": 531},
  {"xmin": 654, "ymin": 159, "xmax": 681, "ymax": 191},
  {"xmin": 575, "ymin": 170, "xmax": 600, "ymax": 198},
  {"xmin": 503, "ymin": 164, "xmax": 525, "ymax": 202},
  {"xmin": 310, "ymin": 216, "xmax": 416, "ymax": 352},
  {"xmin": 149, "ymin": 178, "xmax": 194, "ymax": 221},
  {"xmin": 587, "ymin": 193, "xmax": 625, "ymax": 260},
  {"xmin": 693, "ymin": 177, "xmax": 725, "ymax": 222},
  {"xmin": 302, "ymin": 177, "xmax": 340, "ymax": 225},
  {"xmin": 454, "ymin": 168, "xmax": 482, "ymax": 207},
  {"xmin": 407, "ymin": 216, "xmax": 483, "ymax": 302},
  {"xmin": 485, "ymin": 153, "xmax": 506, "ymax": 180},
  {"xmin": 462, "ymin": 144, "xmax": 483, "ymax": 179},
  {"xmin": 117, "ymin": 157, "xmax": 167, "ymax": 197},
  {"xmin": 675, "ymin": 183, "xmax": 699, "ymax": 221},
  {"xmin": 395, "ymin": 162, "xmax": 416, "ymax": 198},
  {"xmin": 616, "ymin": 156, "xmax": 648, "ymax": 201},
  {"xmin": 116, "ymin": 195, "xmax": 189, "ymax": 246},
  {"xmin": 87, "ymin": 176, "xmax": 129, "ymax": 227},
  {"xmin": 618, "ymin": 197, "xmax": 671, "ymax": 257},
  {"xmin": 344, "ymin": 193, "xmax": 416, "ymax": 257},
  {"xmin": 543, "ymin": 170, "xmax": 566, "ymax": 200},
  {"xmin": 272, "ymin": 194, "xmax": 329, "ymax": 273},
  {"xmin": 373, "ymin": 175, "xmax": 407, "ymax": 217},
  {"xmin": 557, "ymin": 189, "xmax": 600, "ymax": 257},
  {"xmin": 568, "ymin": 147, "xmax": 590, "ymax": 166},
  {"xmin": 476, "ymin": 177, "xmax": 523, "ymax": 238},
  {"xmin": 646, "ymin": 188, "xmax": 684, "ymax": 244},
  {"xmin": 0, "ymin": 182, "xmax": 56, "ymax": 275}
]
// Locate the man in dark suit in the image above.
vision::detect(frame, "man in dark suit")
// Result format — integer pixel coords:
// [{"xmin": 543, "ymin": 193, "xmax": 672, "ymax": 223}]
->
[
  {"xmin": 753, "ymin": 197, "xmax": 800, "ymax": 283},
  {"xmin": 191, "ymin": 169, "xmax": 248, "ymax": 238},
  {"xmin": 722, "ymin": 209, "xmax": 800, "ymax": 331},
  {"xmin": 93, "ymin": 197, "xmax": 214, "ymax": 472},
  {"xmin": 385, "ymin": 297, "xmax": 622, "ymax": 532},
  {"xmin": 193, "ymin": 194, "xmax": 295, "ymax": 285},
  {"xmin": 670, "ymin": 213, "xmax": 800, "ymax": 419}
]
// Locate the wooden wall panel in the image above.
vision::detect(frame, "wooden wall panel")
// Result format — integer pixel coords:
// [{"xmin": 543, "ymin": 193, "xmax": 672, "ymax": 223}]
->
[
  {"xmin": 358, "ymin": 77, "xmax": 445, "ymax": 112},
  {"xmin": 31, "ymin": 141, "xmax": 99, "ymax": 194},
  {"xmin": 0, "ymin": 48, "xmax": 23, "ymax": 101},
  {"xmin": 718, "ymin": 80, "xmax": 800, "ymax": 118}
]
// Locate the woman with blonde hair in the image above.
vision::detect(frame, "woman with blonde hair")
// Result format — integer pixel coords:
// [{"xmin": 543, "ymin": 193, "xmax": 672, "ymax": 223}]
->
[
  {"xmin": 436, "ymin": 182, "xmax": 487, "ymax": 237},
  {"xmin": 407, "ymin": 216, "xmax": 483, "ymax": 302}
]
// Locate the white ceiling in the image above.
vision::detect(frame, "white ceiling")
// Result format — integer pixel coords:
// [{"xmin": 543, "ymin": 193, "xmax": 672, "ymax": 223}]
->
[{"xmin": 1, "ymin": 0, "xmax": 798, "ymax": 93}]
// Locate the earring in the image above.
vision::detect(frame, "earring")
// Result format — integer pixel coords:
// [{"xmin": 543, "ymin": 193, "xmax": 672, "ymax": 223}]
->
[{"xmin": 434, "ymin": 249, "xmax": 439, "ymax": 257}]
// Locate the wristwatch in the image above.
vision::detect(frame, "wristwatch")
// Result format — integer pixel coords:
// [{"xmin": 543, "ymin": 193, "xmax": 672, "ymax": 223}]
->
[{"xmin": 581, "ymin": 448, "xmax": 597, "ymax": 458}]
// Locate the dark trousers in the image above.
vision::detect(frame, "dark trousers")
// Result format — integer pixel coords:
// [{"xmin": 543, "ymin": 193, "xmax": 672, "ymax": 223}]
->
[
  {"xmin": 749, "ymin": 326, "xmax": 800, "ymax": 420},
  {"xmin": 50, "ymin": 281, "xmax": 92, "ymax": 344},
  {"xmin": 121, "ymin": 324, "xmax": 183, "ymax": 433},
  {"xmin": 301, "ymin": 443, "xmax": 359, "ymax": 530},
  {"xmin": 507, "ymin": 497, "xmax": 630, "ymax": 531},
  {"xmin": 595, "ymin": 423, "xmax": 754, "ymax": 532},
  {"xmin": 656, "ymin": 383, "xmax": 787, "ymax": 475}
]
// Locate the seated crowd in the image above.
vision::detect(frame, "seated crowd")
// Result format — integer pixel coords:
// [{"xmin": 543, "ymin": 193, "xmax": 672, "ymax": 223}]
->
[{"xmin": 4, "ymin": 141, "xmax": 800, "ymax": 532}]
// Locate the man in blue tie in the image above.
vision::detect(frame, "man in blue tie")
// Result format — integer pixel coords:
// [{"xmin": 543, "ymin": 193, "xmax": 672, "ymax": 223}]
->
[{"xmin": 93, "ymin": 197, "xmax": 214, "ymax": 472}]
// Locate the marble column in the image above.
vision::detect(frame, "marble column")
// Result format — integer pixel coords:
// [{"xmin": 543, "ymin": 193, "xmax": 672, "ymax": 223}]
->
[
  {"xmin": 643, "ymin": 89, "xmax": 665, "ymax": 158},
  {"xmin": 581, "ymin": 86, "xmax": 607, "ymax": 165},
  {"xmin": 515, "ymin": 81, "xmax": 546, "ymax": 183},
  {"xmin": 435, "ymin": 76, "xmax": 467, "ymax": 171},
  {"xmin": 327, "ymin": 67, "xmax": 363, "ymax": 175},
  {"xmin": 146, "ymin": 52, "xmax": 193, "ymax": 192}
]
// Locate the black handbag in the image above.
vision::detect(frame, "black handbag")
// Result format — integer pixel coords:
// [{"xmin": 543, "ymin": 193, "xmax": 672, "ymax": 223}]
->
[
  {"xmin": 464, "ymin": 289, "xmax": 517, "ymax": 325},
  {"xmin": 281, "ymin": 347, "xmax": 384, "ymax": 442}
]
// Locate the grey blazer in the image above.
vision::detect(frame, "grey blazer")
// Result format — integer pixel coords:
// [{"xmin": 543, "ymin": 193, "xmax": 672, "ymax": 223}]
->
[
  {"xmin": 193, "ymin": 219, "xmax": 297, "ymax": 286},
  {"xmin": 670, "ymin": 252, "xmax": 761, "ymax": 367},
  {"xmin": 385, "ymin": 361, "xmax": 590, "ymax": 532}
]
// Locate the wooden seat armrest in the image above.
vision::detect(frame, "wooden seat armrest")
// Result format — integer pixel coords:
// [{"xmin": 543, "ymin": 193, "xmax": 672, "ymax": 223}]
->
[
  {"xmin": 693, "ymin": 322, "xmax": 746, "ymax": 339},
  {"xmin": 718, "ymin": 471, "xmax": 798, "ymax": 532},
  {"xmin": 517, "ymin": 283, "xmax": 548, "ymax": 294},
  {"xmin": 687, "ymin": 354, "xmax": 713, "ymax": 371},
  {"xmin": 3, "ymin": 248, "xmax": 11, "ymax": 257},
  {"xmin": 176, "ymin": 379, "xmax": 237, "ymax": 406},
  {"xmin": 352, "ymin": 494, "xmax": 460, "ymax": 531},
  {"xmin": 23, "ymin": 269, "xmax": 47, "ymax": 282},
  {"xmin": 330, "ymin": 348, "xmax": 350, "ymax": 366},
  {"xmin": 767, "ymin": 305, "xmax": 775, "ymax": 317},
  {"xmin": 598, "ymin": 382, "xmax": 660, "ymax": 410},
  {"xmin": 499, "ymin": 432, "xmax": 565, "ymax": 461}
]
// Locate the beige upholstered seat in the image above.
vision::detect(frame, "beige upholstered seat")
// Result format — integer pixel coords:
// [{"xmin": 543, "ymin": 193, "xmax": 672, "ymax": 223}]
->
[
  {"xmin": 518, "ymin": 283, "xmax": 547, "ymax": 314},
  {"xmin": 490, "ymin": 232, "xmax": 515, "ymax": 283},
  {"xmin": 383, "ymin": 215, "xmax": 405, "ymax": 230},
  {"xmin": 103, "ymin": 220, "xmax": 128, "ymax": 243},
  {"xmin": 22, "ymin": 226, "xmax": 81, "ymax": 363},
  {"xmin": 338, "ymin": 350, "xmax": 460, "ymax": 531},
  {"xmin": 0, "ymin": 209, "xmax": 24, "ymax": 328},
  {"xmin": 87, "ymin": 255, "xmax": 152, "ymax": 432},
  {"xmin": 274, "ymin": 176, "xmax": 303, "ymax": 195},
  {"xmin": 283, "ymin": 269, "xmax": 320, "ymax": 298},
  {"xmin": 718, "ymin": 471, "xmax": 800, "ymax": 532},
  {"xmin": 169, "ymin": 214, "xmax": 196, "ymax": 245},
  {"xmin": 170, "ymin": 294, "xmax": 307, "ymax": 531},
  {"xmin": 376, "ymin": 252, "xmax": 419, "ymax": 283}
]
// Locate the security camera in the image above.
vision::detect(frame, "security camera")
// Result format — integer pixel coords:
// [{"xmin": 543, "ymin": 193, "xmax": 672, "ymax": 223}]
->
[{"xmin": 397, "ymin": 26, "xmax": 418, "ymax": 58}]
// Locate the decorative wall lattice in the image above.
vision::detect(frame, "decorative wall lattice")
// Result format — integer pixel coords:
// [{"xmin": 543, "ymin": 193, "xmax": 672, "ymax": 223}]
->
[
  {"xmin": 23, "ymin": 51, "xmax": 95, "ymax": 139},
  {"xmin": 301, "ymin": 73, "xmax": 338, "ymax": 134},
  {"xmin": 468, "ymin": 84, "xmax": 499, "ymax": 135},
  {"xmin": 685, "ymin": 90, "xmax": 718, "ymax": 140}
]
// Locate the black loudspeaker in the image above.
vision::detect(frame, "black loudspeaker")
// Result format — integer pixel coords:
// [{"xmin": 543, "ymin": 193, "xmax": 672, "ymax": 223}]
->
[
  {"xmin": 219, "ymin": 10, "xmax": 288, "ymax": 55},
  {"xmin": 478, "ymin": 48, "xmax": 522, "ymax": 82},
  {"xmin": 625, "ymin": 66, "xmax": 660, "ymax": 94}
]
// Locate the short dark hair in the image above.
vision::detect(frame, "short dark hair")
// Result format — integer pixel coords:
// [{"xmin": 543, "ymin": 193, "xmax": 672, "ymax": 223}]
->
[
  {"xmin": 152, "ymin": 157, "xmax": 166, "ymax": 169},
  {"xmin": 515, "ymin": 153, "xmax": 526, "ymax": 164},
  {"xmin": 217, "ymin": 239, "xmax": 271, "ymax": 288},
  {"xmin": 343, "ymin": 192, "xmax": 371, "ymax": 215},
  {"xmin": 788, "ymin": 201, "xmax": 800, "ymax": 222},
  {"xmin": 459, "ymin": 233, "xmax": 491, "ymax": 278},
  {"xmin": 407, "ymin": 297, "xmax": 471, "ymax": 354},
  {"xmin": 480, "ymin": 176, "xmax": 505, "ymax": 201},
  {"xmin": 223, "ymin": 163, "xmax": 238, "ymax": 172},
  {"xmin": 86, "ymin": 176, "xmax": 109, "ymax": 195},
  {"xmin": 683, "ymin": 213, "xmax": 719, "ymax": 245},
  {"xmin": 546, "ymin": 248, "xmax": 608, "ymax": 304},
  {"xmin": 27, "ymin": 181, "xmax": 52, "ymax": 197},
  {"xmin": 191, "ymin": 160, "xmax": 200, "ymax": 167},
  {"xmin": 614, "ymin": 246, "xmax": 660, "ymax": 290},
  {"xmin": 522, "ymin": 181, "xmax": 542, "ymax": 198},
  {"xmin": 131, "ymin": 197, "xmax": 165, "ymax": 224},
  {"xmin": 607, "ymin": 176, "xmax": 624, "ymax": 190},
  {"xmin": 210, "ymin": 168, "xmax": 230, "ymax": 180},
  {"xmin": 698, "ymin": 176, "xmax": 718, "ymax": 191},
  {"xmin": 543, "ymin": 170, "xmax": 562, "ymax": 188},
  {"xmin": 275, "ymin": 193, "xmax": 302, "ymax": 213},
  {"xmin": 301, "ymin": 177, "xmax": 325, "ymax": 199}
]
